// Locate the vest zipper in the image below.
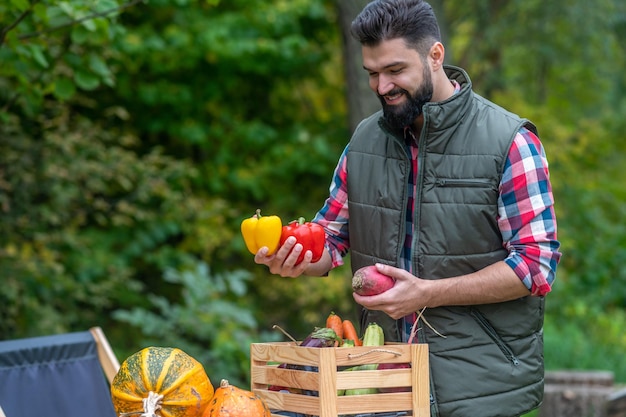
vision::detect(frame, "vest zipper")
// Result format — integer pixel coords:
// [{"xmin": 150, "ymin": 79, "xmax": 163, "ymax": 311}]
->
[
  {"xmin": 435, "ymin": 178, "xmax": 496, "ymax": 189},
  {"xmin": 470, "ymin": 308, "xmax": 520, "ymax": 366},
  {"xmin": 413, "ymin": 120, "xmax": 438, "ymax": 415},
  {"xmin": 411, "ymin": 121, "xmax": 428, "ymax": 276}
]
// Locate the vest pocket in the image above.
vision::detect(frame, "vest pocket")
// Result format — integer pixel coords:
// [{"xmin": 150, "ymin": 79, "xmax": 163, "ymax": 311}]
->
[
  {"xmin": 434, "ymin": 178, "xmax": 496, "ymax": 189},
  {"xmin": 470, "ymin": 308, "xmax": 520, "ymax": 366}
]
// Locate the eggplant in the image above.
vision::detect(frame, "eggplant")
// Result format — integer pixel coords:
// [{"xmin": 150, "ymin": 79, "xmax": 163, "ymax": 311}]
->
[{"xmin": 300, "ymin": 327, "xmax": 341, "ymax": 347}]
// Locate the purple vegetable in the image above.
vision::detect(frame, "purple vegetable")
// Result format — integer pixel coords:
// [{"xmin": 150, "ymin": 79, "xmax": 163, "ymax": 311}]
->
[{"xmin": 300, "ymin": 327, "xmax": 341, "ymax": 347}]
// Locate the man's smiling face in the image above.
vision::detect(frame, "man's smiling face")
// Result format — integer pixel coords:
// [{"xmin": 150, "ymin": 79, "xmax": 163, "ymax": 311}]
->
[{"xmin": 362, "ymin": 38, "xmax": 433, "ymax": 131}]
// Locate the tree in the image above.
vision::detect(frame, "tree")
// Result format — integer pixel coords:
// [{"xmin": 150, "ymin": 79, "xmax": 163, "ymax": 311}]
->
[{"xmin": 334, "ymin": 0, "xmax": 379, "ymax": 132}]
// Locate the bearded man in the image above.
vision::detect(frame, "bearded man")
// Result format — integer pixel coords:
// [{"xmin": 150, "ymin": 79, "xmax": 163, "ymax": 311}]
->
[{"xmin": 255, "ymin": 1, "xmax": 562, "ymax": 416}]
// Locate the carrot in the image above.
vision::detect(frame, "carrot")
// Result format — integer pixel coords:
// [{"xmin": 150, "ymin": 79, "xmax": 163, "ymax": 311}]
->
[
  {"xmin": 325, "ymin": 312, "xmax": 344, "ymax": 342},
  {"xmin": 342, "ymin": 319, "xmax": 362, "ymax": 346}
]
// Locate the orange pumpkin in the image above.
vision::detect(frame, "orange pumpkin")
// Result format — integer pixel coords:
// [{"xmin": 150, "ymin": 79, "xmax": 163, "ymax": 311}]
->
[
  {"xmin": 203, "ymin": 379, "xmax": 270, "ymax": 417},
  {"xmin": 111, "ymin": 346, "xmax": 214, "ymax": 417}
]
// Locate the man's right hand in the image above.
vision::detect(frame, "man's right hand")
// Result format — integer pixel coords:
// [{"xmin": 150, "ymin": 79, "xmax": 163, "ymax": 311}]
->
[{"xmin": 254, "ymin": 235, "xmax": 332, "ymax": 277}]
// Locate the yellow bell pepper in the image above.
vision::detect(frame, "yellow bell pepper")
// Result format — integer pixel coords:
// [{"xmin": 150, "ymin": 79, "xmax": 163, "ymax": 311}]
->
[{"xmin": 240, "ymin": 209, "xmax": 283, "ymax": 255}]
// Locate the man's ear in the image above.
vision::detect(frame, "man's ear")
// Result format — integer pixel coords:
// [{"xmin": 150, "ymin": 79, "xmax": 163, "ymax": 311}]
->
[{"xmin": 429, "ymin": 42, "xmax": 445, "ymax": 70}]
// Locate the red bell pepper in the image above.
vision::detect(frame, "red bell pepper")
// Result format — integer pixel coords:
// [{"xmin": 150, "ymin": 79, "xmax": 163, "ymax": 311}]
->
[{"xmin": 280, "ymin": 217, "xmax": 325, "ymax": 264}]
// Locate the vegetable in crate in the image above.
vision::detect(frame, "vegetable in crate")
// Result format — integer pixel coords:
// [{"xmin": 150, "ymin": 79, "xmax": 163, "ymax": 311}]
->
[
  {"xmin": 111, "ymin": 346, "xmax": 214, "ymax": 417},
  {"xmin": 203, "ymin": 379, "xmax": 270, "ymax": 417},
  {"xmin": 342, "ymin": 319, "xmax": 362, "ymax": 346},
  {"xmin": 361, "ymin": 322, "xmax": 385, "ymax": 347},
  {"xmin": 280, "ymin": 217, "xmax": 325, "ymax": 263},
  {"xmin": 344, "ymin": 322, "xmax": 385, "ymax": 396},
  {"xmin": 241, "ymin": 209, "xmax": 282, "ymax": 255},
  {"xmin": 325, "ymin": 311, "xmax": 344, "ymax": 342},
  {"xmin": 352, "ymin": 265, "xmax": 395, "ymax": 295},
  {"xmin": 300, "ymin": 326, "xmax": 342, "ymax": 347}
]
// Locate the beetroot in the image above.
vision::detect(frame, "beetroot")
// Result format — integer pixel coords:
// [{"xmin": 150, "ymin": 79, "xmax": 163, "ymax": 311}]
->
[{"xmin": 351, "ymin": 265, "xmax": 395, "ymax": 296}]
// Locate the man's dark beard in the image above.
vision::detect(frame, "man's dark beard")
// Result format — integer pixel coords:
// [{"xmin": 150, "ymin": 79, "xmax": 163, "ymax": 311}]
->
[{"xmin": 379, "ymin": 73, "xmax": 433, "ymax": 131}]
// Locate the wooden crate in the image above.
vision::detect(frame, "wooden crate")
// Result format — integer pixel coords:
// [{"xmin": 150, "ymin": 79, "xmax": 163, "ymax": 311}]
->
[{"xmin": 251, "ymin": 342, "xmax": 430, "ymax": 417}]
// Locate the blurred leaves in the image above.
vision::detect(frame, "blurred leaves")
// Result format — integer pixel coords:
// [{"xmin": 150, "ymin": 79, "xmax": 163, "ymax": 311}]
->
[
  {"xmin": 113, "ymin": 262, "xmax": 265, "ymax": 386},
  {"xmin": 1, "ymin": 0, "xmax": 347, "ymax": 383}
]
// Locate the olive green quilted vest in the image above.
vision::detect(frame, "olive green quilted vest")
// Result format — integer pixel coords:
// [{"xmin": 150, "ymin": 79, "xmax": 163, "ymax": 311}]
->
[{"xmin": 347, "ymin": 66, "xmax": 544, "ymax": 417}]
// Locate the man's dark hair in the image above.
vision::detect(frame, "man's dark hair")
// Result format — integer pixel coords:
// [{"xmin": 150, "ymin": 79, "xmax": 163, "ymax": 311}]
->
[{"xmin": 351, "ymin": 0, "xmax": 441, "ymax": 56}]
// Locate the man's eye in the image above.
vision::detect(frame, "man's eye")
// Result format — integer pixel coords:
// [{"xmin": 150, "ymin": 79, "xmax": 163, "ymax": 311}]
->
[{"xmin": 390, "ymin": 69, "xmax": 402, "ymax": 74}]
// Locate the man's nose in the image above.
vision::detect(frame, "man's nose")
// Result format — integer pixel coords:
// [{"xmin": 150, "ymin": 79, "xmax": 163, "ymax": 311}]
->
[{"xmin": 373, "ymin": 74, "xmax": 394, "ymax": 96}]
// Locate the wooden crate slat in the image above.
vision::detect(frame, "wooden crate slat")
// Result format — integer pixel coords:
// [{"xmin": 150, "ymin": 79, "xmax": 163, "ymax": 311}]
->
[
  {"xmin": 337, "ymin": 393, "xmax": 413, "ymax": 414},
  {"xmin": 256, "ymin": 390, "xmax": 321, "ymax": 415}
]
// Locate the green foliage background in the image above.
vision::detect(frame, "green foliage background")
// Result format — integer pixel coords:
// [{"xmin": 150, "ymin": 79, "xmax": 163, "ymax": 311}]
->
[{"xmin": 2, "ymin": 0, "xmax": 626, "ymax": 393}]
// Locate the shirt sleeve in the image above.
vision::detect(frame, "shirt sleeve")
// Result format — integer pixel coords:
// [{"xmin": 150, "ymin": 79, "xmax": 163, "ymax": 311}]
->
[
  {"xmin": 312, "ymin": 145, "xmax": 351, "ymax": 269},
  {"xmin": 498, "ymin": 127, "xmax": 562, "ymax": 296}
]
